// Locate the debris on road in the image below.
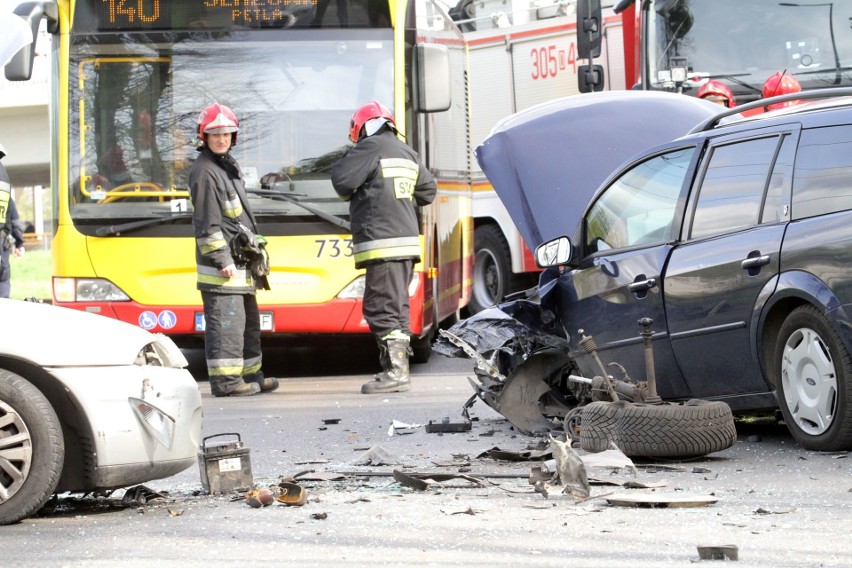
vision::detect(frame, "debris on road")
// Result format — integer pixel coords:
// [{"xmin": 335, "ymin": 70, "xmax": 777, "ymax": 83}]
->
[
  {"xmin": 545, "ymin": 436, "xmax": 590, "ymax": 499},
  {"xmin": 244, "ymin": 487, "xmax": 274, "ymax": 508},
  {"xmin": 425, "ymin": 417, "xmax": 472, "ymax": 433},
  {"xmin": 352, "ymin": 445, "xmax": 400, "ymax": 466},
  {"xmin": 604, "ymin": 493, "xmax": 719, "ymax": 508},
  {"xmin": 275, "ymin": 481, "xmax": 307, "ymax": 506},
  {"xmin": 696, "ymin": 544, "xmax": 739, "ymax": 561}
]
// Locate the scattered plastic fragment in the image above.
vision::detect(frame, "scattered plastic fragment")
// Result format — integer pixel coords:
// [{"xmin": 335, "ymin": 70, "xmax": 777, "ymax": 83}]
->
[
  {"xmin": 275, "ymin": 482, "xmax": 307, "ymax": 506},
  {"xmin": 352, "ymin": 445, "xmax": 400, "ymax": 466}
]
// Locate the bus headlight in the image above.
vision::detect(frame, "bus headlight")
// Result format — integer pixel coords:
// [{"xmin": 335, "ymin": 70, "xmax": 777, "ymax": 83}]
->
[
  {"xmin": 336, "ymin": 272, "xmax": 421, "ymax": 300},
  {"xmin": 337, "ymin": 276, "xmax": 365, "ymax": 299},
  {"xmin": 53, "ymin": 277, "xmax": 131, "ymax": 302}
]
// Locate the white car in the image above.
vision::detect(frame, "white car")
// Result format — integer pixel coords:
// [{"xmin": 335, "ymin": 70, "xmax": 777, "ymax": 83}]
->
[{"xmin": 0, "ymin": 298, "xmax": 203, "ymax": 524}]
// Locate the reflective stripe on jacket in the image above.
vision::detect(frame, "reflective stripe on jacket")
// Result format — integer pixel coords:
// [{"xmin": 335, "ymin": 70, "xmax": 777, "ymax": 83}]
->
[
  {"xmin": 189, "ymin": 148, "xmax": 259, "ymax": 293},
  {"xmin": 331, "ymin": 129, "xmax": 437, "ymax": 269}
]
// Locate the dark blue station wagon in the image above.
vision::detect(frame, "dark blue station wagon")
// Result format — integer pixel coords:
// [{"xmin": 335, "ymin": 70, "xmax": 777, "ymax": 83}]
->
[{"xmin": 447, "ymin": 89, "xmax": 852, "ymax": 452}]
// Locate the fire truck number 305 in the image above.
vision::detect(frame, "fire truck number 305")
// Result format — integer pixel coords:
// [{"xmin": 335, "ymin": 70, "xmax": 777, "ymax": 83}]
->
[{"xmin": 530, "ymin": 42, "xmax": 577, "ymax": 80}]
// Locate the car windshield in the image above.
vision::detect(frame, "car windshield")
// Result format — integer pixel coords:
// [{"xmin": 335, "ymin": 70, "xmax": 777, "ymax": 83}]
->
[
  {"xmin": 648, "ymin": 0, "xmax": 852, "ymax": 103},
  {"xmin": 67, "ymin": 31, "xmax": 393, "ymax": 224}
]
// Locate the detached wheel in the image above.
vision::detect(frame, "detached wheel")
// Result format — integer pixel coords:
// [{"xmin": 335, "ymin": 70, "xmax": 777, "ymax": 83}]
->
[
  {"xmin": 469, "ymin": 225, "xmax": 511, "ymax": 314},
  {"xmin": 580, "ymin": 400, "xmax": 736, "ymax": 458},
  {"xmin": 0, "ymin": 370, "xmax": 64, "ymax": 525},
  {"xmin": 776, "ymin": 305, "xmax": 852, "ymax": 451}
]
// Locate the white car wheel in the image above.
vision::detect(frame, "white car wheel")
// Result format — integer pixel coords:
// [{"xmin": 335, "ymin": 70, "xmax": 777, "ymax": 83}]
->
[{"xmin": 0, "ymin": 370, "xmax": 64, "ymax": 525}]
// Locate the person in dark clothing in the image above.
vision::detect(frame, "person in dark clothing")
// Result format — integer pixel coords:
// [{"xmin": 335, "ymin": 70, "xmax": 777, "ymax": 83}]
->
[
  {"xmin": 331, "ymin": 101, "xmax": 437, "ymax": 394},
  {"xmin": 0, "ymin": 142, "xmax": 25, "ymax": 299},
  {"xmin": 189, "ymin": 102, "xmax": 278, "ymax": 397}
]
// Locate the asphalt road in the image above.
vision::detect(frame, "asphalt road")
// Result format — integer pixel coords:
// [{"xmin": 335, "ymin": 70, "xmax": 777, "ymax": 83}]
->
[{"xmin": 2, "ymin": 349, "xmax": 851, "ymax": 568}]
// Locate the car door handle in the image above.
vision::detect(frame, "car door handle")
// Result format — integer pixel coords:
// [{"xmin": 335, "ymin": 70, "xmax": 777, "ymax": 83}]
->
[
  {"xmin": 741, "ymin": 255, "xmax": 770, "ymax": 270},
  {"xmin": 628, "ymin": 278, "xmax": 657, "ymax": 292}
]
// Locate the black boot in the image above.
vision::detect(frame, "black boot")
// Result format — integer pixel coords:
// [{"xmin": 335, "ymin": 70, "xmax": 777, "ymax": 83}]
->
[
  {"xmin": 372, "ymin": 339, "xmax": 391, "ymax": 381},
  {"xmin": 362, "ymin": 338, "xmax": 411, "ymax": 394}
]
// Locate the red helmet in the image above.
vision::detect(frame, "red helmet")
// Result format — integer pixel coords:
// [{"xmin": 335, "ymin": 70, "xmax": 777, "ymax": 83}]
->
[
  {"xmin": 696, "ymin": 80, "xmax": 735, "ymax": 108},
  {"xmin": 762, "ymin": 72, "xmax": 802, "ymax": 109},
  {"xmin": 349, "ymin": 101, "xmax": 396, "ymax": 142},
  {"xmin": 197, "ymin": 102, "xmax": 239, "ymax": 145}
]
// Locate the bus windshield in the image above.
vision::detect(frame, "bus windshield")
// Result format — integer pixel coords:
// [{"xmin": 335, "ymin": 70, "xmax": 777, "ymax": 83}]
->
[
  {"xmin": 648, "ymin": 0, "xmax": 852, "ymax": 103},
  {"xmin": 68, "ymin": 31, "xmax": 393, "ymax": 228}
]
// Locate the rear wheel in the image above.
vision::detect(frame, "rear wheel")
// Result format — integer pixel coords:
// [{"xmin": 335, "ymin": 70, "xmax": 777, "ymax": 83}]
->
[
  {"xmin": 0, "ymin": 370, "xmax": 64, "ymax": 525},
  {"xmin": 469, "ymin": 225, "xmax": 511, "ymax": 314},
  {"xmin": 580, "ymin": 399, "xmax": 736, "ymax": 458},
  {"xmin": 775, "ymin": 305, "xmax": 852, "ymax": 451}
]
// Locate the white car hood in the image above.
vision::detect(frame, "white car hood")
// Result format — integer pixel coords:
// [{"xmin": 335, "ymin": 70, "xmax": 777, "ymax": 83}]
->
[{"xmin": 1, "ymin": 299, "xmax": 171, "ymax": 367}]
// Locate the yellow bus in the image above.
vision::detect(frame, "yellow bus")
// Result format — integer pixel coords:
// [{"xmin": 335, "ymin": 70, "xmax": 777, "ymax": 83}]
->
[{"xmin": 8, "ymin": 0, "xmax": 471, "ymax": 362}]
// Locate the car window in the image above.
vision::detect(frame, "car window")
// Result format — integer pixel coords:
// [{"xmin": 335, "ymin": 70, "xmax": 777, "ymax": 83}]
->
[
  {"xmin": 761, "ymin": 134, "xmax": 795, "ymax": 224},
  {"xmin": 690, "ymin": 136, "xmax": 780, "ymax": 240},
  {"xmin": 792, "ymin": 125, "xmax": 852, "ymax": 220},
  {"xmin": 585, "ymin": 148, "xmax": 694, "ymax": 253}
]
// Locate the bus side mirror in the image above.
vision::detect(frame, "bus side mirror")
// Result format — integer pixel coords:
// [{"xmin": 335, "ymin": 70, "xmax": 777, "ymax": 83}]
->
[
  {"xmin": 413, "ymin": 43, "xmax": 451, "ymax": 113},
  {"xmin": 4, "ymin": 1, "xmax": 59, "ymax": 82},
  {"xmin": 577, "ymin": 0, "xmax": 602, "ymax": 60}
]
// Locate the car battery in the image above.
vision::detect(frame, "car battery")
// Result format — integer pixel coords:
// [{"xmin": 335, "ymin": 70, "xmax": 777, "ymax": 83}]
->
[{"xmin": 198, "ymin": 432, "xmax": 254, "ymax": 494}]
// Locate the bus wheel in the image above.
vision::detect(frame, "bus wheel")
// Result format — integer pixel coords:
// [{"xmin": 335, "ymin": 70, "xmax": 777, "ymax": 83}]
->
[
  {"xmin": 0, "ymin": 370, "xmax": 64, "ymax": 525},
  {"xmin": 469, "ymin": 225, "xmax": 510, "ymax": 314}
]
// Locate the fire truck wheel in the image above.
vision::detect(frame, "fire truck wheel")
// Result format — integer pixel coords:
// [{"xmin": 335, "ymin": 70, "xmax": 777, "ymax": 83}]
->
[
  {"xmin": 469, "ymin": 225, "xmax": 511, "ymax": 314},
  {"xmin": 410, "ymin": 330, "xmax": 433, "ymax": 364},
  {"xmin": 579, "ymin": 399, "xmax": 736, "ymax": 458},
  {"xmin": 0, "ymin": 370, "xmax": 64, "ymax": 525}
]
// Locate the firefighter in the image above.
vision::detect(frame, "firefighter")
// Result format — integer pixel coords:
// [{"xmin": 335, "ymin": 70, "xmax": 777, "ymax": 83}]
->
[
  {"xmin": 0, "ymin": 142, "xmax": 25, "ymax": 299},
  {"xmin": 763, "ymin": 71, "xmax": 801, "ymax": 110},
  {"xmin": 189, "ymin": 102, "xmax": 278, "ymax": 397},
  {"xmin": 331, "ymin": 101, "xmax": 437, "ymax": 394},
  {"xmin": 696, "ymin": 80, "xmax": 736, "ymax": 108}
]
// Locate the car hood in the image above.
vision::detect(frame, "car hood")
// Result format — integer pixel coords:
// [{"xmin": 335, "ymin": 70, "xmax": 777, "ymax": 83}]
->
[
  {"xmin": 0, "ymin": 299, "xmax": 176, "ymax": 367},
  {"xmin": 474, "ymin": 91, "xmax": 721, "ymax": 248}
]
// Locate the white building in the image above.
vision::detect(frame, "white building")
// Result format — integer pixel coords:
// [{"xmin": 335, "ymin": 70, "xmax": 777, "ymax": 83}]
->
[{"xmin": 1, "ymin": 13, "xmax": 50, "ymax": 237}]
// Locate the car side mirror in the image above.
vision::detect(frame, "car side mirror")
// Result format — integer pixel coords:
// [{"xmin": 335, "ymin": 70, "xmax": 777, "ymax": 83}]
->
[{"xmin": 535, "ymin": 236, "xmax": 572, "ymax": 268}]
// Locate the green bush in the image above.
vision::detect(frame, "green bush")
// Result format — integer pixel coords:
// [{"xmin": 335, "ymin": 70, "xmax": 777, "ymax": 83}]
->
[{"xmin": 8, "ymin": 248, "xmax": 51, "ymax": 301}]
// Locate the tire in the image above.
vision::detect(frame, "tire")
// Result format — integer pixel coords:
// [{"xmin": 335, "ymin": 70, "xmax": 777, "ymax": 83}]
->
[
  {"xmin": 410, "ymin": 330, "xmax": 433, "ymax": 364},
  {"xmin": 468, "ymin": 225, "xmax": 511, "ymax": 314},
  {"xmin": 775, "ymin": 305, "xmax": 852, "ymax": 451},
  {"xmin": 580, "ymin": 400, "xmax": 736, "ymax": 458},
  {"xmin": 0, "ymin": 370, "xmax": 65, "ymax": 525}
]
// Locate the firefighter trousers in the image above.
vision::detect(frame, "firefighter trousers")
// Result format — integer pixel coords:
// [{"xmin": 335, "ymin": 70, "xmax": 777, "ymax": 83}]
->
[
  {"xmin": 362, "ymin": 259, "xmax": 413, "ymax": 339},
  {"xmin": 201, "ymin": 291, "xmax": 264, "ymax": 396}
]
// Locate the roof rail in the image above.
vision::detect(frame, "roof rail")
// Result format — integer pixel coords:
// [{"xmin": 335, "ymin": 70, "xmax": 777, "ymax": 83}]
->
[{"xmin": 689, "ymin": 87, "xmax": 852, "ymax": 135}]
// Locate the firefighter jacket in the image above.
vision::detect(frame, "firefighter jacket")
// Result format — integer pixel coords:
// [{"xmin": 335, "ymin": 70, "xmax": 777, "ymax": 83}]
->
[
  {"xmin": 331, "ymin": 129, "xmax": 437, "ymax": 269},
  {"xmin": 1, "ymin": 162, "xmax": 23, "ymax": 241},
  {"xmin": 189, "ymin": 147, "xmax": 261, "ymax": 294},
  {"xmin": 0, "ymin": 162, "xmax": 12, "ymax": 237}
]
